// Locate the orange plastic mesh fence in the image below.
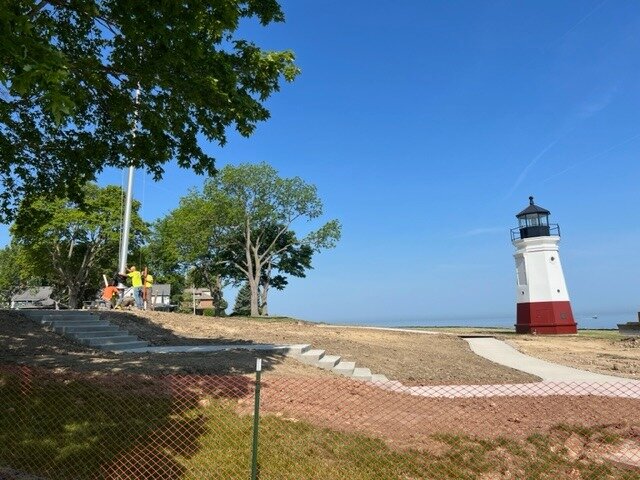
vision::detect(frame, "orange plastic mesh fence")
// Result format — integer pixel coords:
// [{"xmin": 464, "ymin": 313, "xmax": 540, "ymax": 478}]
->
[{"xmin": 1, "ymin": 364, "xmax": 639, "ymax": 479}]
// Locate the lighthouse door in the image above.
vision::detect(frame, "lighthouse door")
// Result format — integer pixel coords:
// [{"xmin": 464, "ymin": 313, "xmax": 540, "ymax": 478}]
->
[{"xmin": 535, "ymin": 308, "xmax": 553, "ymax": 326}]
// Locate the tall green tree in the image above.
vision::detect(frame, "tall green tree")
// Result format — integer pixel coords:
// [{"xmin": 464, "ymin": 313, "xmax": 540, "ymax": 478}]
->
[
  {"xmin": 11, "ymin": 183, "xmax": 147, "ymax": 307},
  {"xmin": 0, "ymin": 242, "xmax": 32, "ymax": 306},
  {"xmin": 0, "ymin": 0, "xmax": 299, "ymax": 222},
  {"xmin": 221, "ymin": 223, "xmax": 313, "ymax": 315},
  {"xmin": 213, "ymin": 163, "xmax": 340, "ymax": 315},
  {"xmin": 148, "ymin": 191, "xmax": 231, "ymax": 314},
  {"xmin": 155, "ymin": 162, "xmax": 341, "ymax": 316},
  {"xmin": 232, "ymin": 282, "xmax": 251, "ymax": 316}
]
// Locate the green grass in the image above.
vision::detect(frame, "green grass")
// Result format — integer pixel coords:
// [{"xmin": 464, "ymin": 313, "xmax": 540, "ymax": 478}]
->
[
  {"xmin": 0, "ymin": 372, "xmax": 174, "ymax": 479},
  {"xmin": 1, "ymin": 370, "xmax": 638, "ymax": 479}
]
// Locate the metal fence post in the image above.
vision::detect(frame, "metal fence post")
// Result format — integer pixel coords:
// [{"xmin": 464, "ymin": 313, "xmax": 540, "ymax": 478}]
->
[{"xmin": 250, "ymin": 358, "xmax": 262, "ymax": 480}]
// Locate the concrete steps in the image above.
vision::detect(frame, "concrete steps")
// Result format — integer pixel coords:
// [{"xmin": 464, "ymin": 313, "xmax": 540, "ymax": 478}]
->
[
  {"xmin": 21, "ymin": 310, "xmax": 393, "ymax": 384},
  {"xmin": 23, "ymin": 310, "xmax": 150, "ymax": 352},
  {"xmin": 317, "ymin": 355, "xmax": 341, "ymax": 370},
  {"xmin": 55, "ymin": 325, "xmax": 119, "ymax": 334},
  {"xmin": 81, "ymin": 335, "xmax": 140, "ymax": 346},
  {"xmin": 287, "ymin": 345, "xmax": 392, "ymax": 385}
]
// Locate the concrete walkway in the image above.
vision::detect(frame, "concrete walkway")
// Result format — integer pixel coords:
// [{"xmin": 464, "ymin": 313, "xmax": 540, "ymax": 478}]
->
[
  {"xmin": 319, "ymin": 324, "xmax": 636, "ymax": 383},
  {"xmin": 116, "ymin": 331, "xmax": 640, "ymax": 398},
  {"xmin": 118, "ymin": 343, "xmax": 309, "ymax": 354},
  {"xmin": 464, "ymin": 337, "xmax": 635, "ymax": 383},
  {"xmin": 383, "ymin": 381, "xmax": 640, "ymax": 399}
]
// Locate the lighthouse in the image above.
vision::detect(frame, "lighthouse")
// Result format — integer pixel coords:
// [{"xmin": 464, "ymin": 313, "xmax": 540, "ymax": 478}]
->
[{"xmin": 511, "ymin": 197, "xmax": 577, "ymax": 334}]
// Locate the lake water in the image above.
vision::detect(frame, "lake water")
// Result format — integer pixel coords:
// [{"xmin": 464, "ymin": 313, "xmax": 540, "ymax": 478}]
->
[{"xmin": 327, "ymin": 311, "xmax": 637, "ymax": 330}]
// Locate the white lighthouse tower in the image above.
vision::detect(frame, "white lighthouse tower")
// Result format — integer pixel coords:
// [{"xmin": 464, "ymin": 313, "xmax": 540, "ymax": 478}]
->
[{"xmin": 511, "ymin": 196, "xmax": 577, "ymax": 334}]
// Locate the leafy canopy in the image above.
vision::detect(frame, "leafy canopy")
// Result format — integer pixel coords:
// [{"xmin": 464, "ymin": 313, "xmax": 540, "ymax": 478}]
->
[
  {"xmin": 152, "ymin": 162, "xmax": 341, "ymax": 316},
  {"xmin": 0, "ymin": 0, "xmax": 299, "ymax": 221},
  {"xmin": 11, "ymin": 183, "xmax": 147, "ymax": 306}
]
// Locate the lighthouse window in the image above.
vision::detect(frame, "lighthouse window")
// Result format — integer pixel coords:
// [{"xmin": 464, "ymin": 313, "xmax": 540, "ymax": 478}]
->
[{"xmin": 519, "ymin": 213, "xmax": 550, "ymax": 228}]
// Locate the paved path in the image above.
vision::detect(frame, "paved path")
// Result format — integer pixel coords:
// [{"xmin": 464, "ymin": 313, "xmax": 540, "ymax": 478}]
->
[
  {"xmin": 319, "ymin": 324, "xmax": 635, "ymax": 383},
  {"xmin": 463, "ymin": 337, "xmax": 634, "ymax": 383},
  {"xmin": 383, "ymin": 381, "xmax": 640, "ymax": 399},
  {"xmin": 117, "ymin": 343, "xmax": 308, "ymax": 354},
  {"xmin": 115, "ymin": 326, "xmax": 640, "ymax": 398}
]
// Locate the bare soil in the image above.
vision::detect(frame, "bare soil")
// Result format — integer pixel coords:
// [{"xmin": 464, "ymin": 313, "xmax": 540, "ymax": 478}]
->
[
  {"xmin": 103, "ymin": 310, "xmax": 540, "ymax": 385},
  {"xmin": 2, "ymin": 310, "xmax": 640, "ymax": 471},
  {"xmin": 256, "ymin": 375, "xmax": 640, "ymax": 446},
  {"xmin": 0, "ymin": 309, "xmax": 318, "ymax": 378},
  {"xmin": 1, "ymin": 309, "xmax": 538, "ymax": 384}
]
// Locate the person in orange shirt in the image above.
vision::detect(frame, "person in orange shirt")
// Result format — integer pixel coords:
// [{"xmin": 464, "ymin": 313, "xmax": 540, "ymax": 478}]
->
[{"xmin": 102, "ymin": 282, "xmax": 120, "ymax": 309}]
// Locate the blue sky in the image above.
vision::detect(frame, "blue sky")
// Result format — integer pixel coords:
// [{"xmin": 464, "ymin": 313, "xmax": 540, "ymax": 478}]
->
[{"xmin": 2, "ymin": 0, "xmax": 640, "ymax": 324}]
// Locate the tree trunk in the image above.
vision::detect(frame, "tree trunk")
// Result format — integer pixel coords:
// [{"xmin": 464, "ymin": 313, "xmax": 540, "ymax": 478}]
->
[
  {"xmin": 248, "ymin": 275, "xmax": 260, "ymax": 316},
  {"xmin": 260, "ymin": 280, "xmax": 269, "ymax": 316},
  {"xmin": 68, "ymin": 285, "xmax": 80, "ymax": 309},
  {"xmin": 244, "ymin": 221, "xmax": 261, "ymax": 316},
  {"xmin": 213, "ymin": 274, "xmax": 224, "ymax": 316}
]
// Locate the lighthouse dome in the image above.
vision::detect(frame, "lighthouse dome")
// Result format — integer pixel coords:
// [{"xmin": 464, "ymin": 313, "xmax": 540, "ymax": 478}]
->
[{"xmin": 514, "ymin": 196, "xmax": 554, "ymax": 239}]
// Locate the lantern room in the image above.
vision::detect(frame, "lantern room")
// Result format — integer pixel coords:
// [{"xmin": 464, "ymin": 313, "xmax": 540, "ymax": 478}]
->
[{"xmin": 514, "ymin": 196, "xmax": 555, "ymax": 239}]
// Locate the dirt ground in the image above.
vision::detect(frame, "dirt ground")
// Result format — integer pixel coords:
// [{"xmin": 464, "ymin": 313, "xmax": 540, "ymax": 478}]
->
[
  {"xmin": 2, "ymin": 309, "xmax": 640, "ymax": 473},
  {"xmin": 0, "ymin": 309, "xmax": 318, "ymax": 378},
  {"xmin": 103, "ymin": 310, "xmax": 540, "ymax": 385},
  {"xmin": 3, "ymin": 309, "xmax": 639, "ymax": 385},
  {"xmin": 1, "ymin": 309, "xmax": 538, "ymax": 384}
]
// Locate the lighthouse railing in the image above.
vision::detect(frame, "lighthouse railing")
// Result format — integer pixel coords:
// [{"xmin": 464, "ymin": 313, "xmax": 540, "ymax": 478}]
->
[{"xmin": 510, "ymin": 223, "xmax": 560, "ymax": 241}]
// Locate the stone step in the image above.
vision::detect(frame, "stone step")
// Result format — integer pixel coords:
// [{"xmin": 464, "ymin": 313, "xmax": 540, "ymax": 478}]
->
[
  {"xmin": 25, "ymin": 311, "xmax": 96, "ymax": 322},
  {"xmin": 285, "ymin": 344, "xmax": 311, "ymax": 355},
  {"xmin": 317, "ymin": 355, "xmax": 341, "ymax": 370},
  {"xmin": 106, "ymin": 341, "xmax": 150, "ymax": 351},
  {"xmin": 298, "ymin": 349, "xmax": 325, "ymax": 364},
  {"xmin": 370, "ymin": 374, "xmax": 389, "ymax": 383},
  {"xmin": 45, "ymin": 319, "xmax": 109, "ymax": 328},
  {"xmin": 81, "ymin": 336, "xmax": 140, "ymax": 346},
  {"xmin": 41, "ymin": 315, "xmax": 99, "ymax": 324},
  {"xmin": 351, "ymin": 367, "xmax": 372, "ymax": 381},
  {"xmin": 54, "ymin": 325, "xmax": 120, "ymax": 334},
  {"xmin": 71, "ymin": 330, "xmax": 128, "ymax": 339},
  {"xmin": 332, "ymin": 361, "xmax": 356, "ymax": 376},
  {"xmin": 23, "ymin": 309, "xmax": 88, "ymax": 317}
]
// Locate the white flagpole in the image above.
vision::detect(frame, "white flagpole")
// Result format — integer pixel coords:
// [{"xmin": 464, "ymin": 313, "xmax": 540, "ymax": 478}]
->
[{"xmin": 118, "ymin": 86, "xmax": 140, "ymax": 276}]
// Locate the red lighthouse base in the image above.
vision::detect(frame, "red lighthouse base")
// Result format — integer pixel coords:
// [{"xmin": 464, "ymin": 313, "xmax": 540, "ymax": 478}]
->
[{"xmin": 516, "ymin": 301, "xmax": 577, "ymax": 334}]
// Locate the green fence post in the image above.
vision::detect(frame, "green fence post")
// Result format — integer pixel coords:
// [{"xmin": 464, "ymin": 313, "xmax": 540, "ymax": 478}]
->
[{"xmin": 250, "ymin": 358, "xmax": 262, "ymax": 480}]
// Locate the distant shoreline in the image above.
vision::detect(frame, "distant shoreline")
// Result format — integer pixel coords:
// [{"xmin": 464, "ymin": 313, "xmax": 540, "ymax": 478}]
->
[{"xmin": 318, "ymin": 312, "xmax": 634, "ymax": 330}]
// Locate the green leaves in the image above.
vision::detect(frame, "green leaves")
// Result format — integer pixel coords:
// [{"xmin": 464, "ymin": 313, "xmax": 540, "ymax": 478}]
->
[
  {"xmin": 0, "ymin": 0, "xmax": 300, "ymax": 222},
  {"xmin": 151, "ymin": 162, "xmax": 341, "ymax": 315},
  {"xmin": 10, "ymin": 183, "xmax": 148, "ymax": 307}
]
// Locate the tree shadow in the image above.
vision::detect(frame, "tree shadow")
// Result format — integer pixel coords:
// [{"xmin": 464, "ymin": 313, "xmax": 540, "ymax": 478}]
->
[
  {"xmin": 102, "ymin": 310, "xmax": 257, "ymax": 347},
  {"xmin": 1, "ymin": 309, "xmax": 288, "ymax": 377},
  {"xmin": 0, "ymin": 365, "xmax": 255, "ymax": 479}
]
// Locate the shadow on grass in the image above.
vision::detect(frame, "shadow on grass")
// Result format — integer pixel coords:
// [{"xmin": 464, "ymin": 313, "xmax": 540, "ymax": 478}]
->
[{"xmin": 0, "ymin": 365, "xmax": 254, "ymax": 479}]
